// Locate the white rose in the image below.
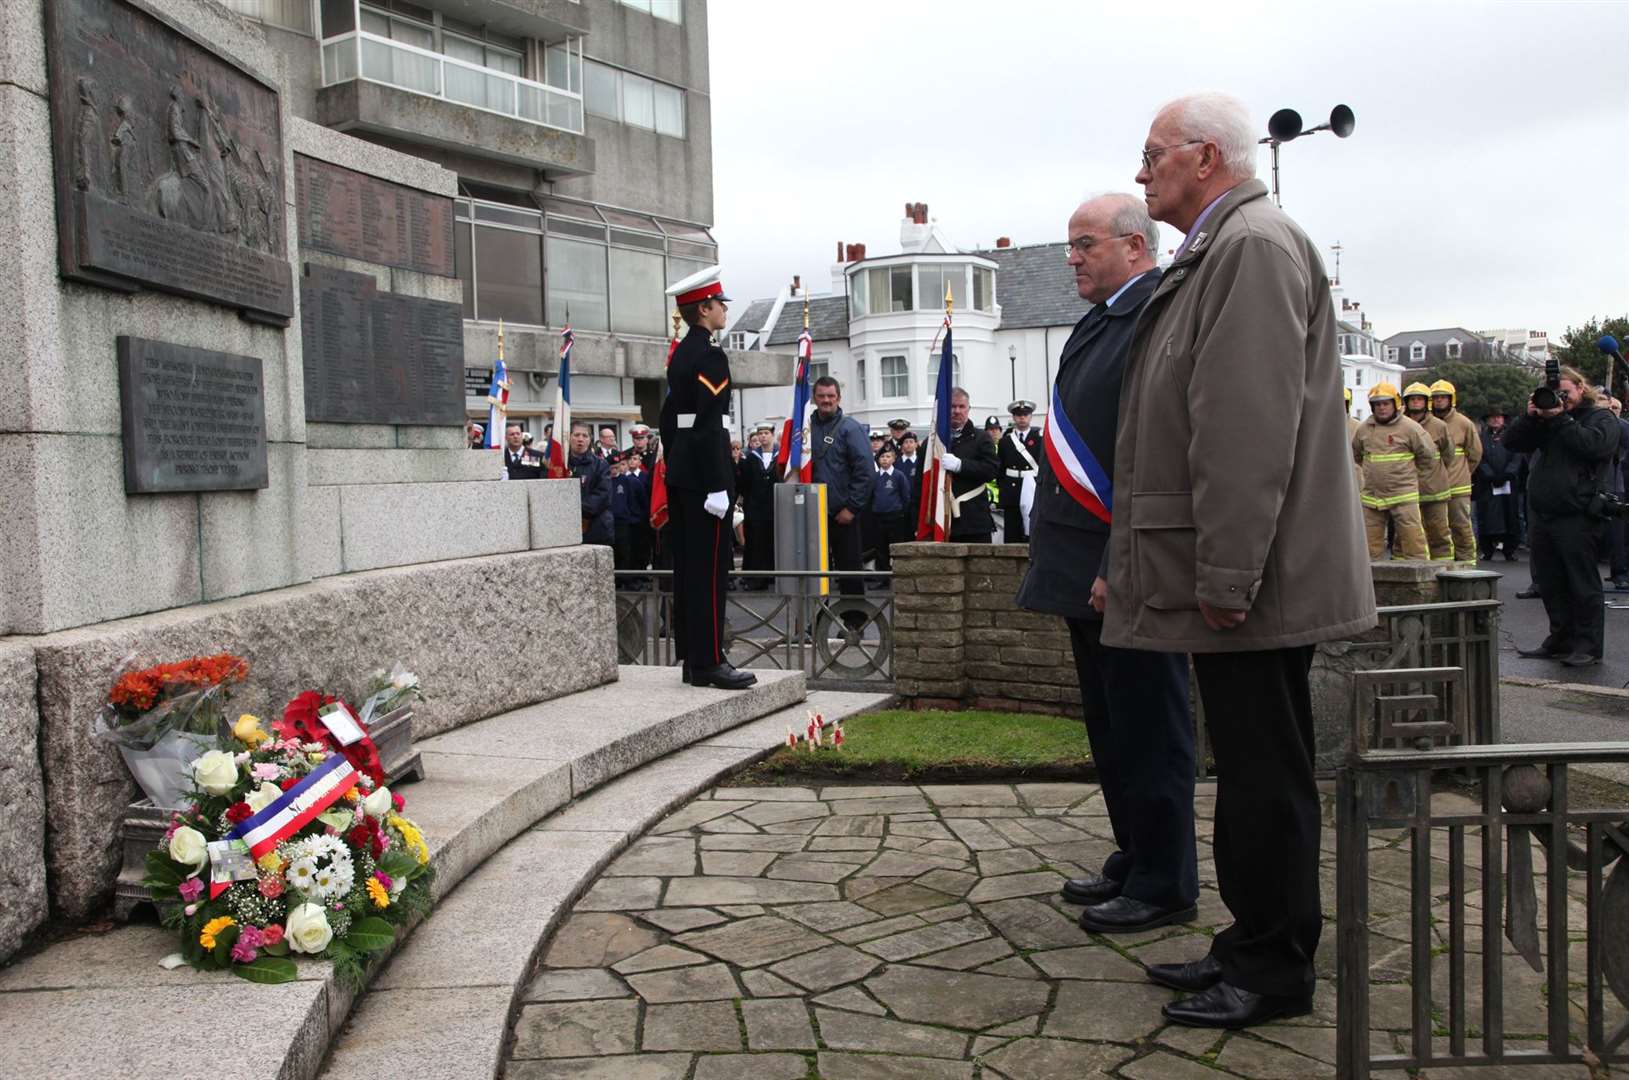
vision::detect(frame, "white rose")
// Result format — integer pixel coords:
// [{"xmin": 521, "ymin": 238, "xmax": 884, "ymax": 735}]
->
[
  {"xmin": 168, "ymin": 826, "xmax": 208, "ymax": 874},
  {"xmin": 191, "ymin": 750, "xmax": 239, "ymax": 796},
  {"xmin": 285, "ymin": 903, "xmax": 334, "ymax": 955},
  {"xmin": 363, "ymin": 786, "xmax": 393, "ymax": 818},
  {"xmin": 244, "ymin": 782, "xmax": 282, "ymax": 814}
]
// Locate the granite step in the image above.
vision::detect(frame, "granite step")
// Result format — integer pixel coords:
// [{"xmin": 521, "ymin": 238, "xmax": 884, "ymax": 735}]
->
[
  {"xmin": 316, "ymin": 689, "xmax": 897, "ymax": 1080},
  {"xmin": 0, "ymin": 666, "xmax": 812, "ymax": 1080}
]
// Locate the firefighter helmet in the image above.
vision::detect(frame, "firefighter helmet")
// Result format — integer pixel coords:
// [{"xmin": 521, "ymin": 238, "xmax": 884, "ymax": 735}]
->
[
  {"xmin": 1430, "ymin": 379, "xmax": 1457, "ymax": 406},
  {"xmin": 1369, "ymin": 382, "xmax": 1402, "ymax": 408},
  {"xmin": 1403, "ymin": 381, "xmax": 1432, "ymax": 403}
]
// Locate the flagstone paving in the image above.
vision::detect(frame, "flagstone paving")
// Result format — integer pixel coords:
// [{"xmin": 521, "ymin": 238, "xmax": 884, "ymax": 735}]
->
[{"xmin": 502, "ymin": 781, "xmax": 1602, "ymax": 1079}]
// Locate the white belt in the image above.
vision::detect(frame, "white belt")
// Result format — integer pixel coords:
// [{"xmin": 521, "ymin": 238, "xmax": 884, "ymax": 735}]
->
[
  {"xmin": 674, "ymin": 414, "xmax": 732, "ymax": 430},
  {"xmin": 1004, "ymin": 468, "xmax": 1030, "ymax": 477}
]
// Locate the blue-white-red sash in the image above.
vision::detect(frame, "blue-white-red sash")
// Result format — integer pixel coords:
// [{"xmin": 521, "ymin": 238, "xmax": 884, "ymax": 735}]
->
[
  {"xmin": 1043, "ymin": 385, "xmax": 1113, "ymax": 524},
  {"xmin": 226, "ymin": 753, "xmax": 359, "ymax": 860}
]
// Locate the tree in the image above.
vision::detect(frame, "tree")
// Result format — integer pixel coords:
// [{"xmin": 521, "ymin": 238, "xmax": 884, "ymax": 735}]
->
[
  {"xmin": 1553, "ymin": 315, "xmax": 1629, "ymax": 396},
  {"xmin": 1423, "ymin": 360, "xmax": 1537, "ymax": 421}
]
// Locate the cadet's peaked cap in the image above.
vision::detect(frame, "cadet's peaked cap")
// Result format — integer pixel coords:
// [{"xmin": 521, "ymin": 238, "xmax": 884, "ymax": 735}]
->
[
  {"xmin": 666, "ymin": 265, "xmax": 730, "ymax": 306},
  {"xmin": 869, "ymin": 429, "xmax": 886, "ymax": 439},
  {"xmin": 1007, "ymin": 400, "xmax": 1035, "ymax": 415},
  {"xmin": 887, "ymin": 417, "xmax": 910, "ymax": 430},
  {"xmin": 630, "ymin": 423, "xmax": 651, "ymax": 434},
  {"xmin": 755, "ymin": 421, "xmax": 776, "ymax": 432}
]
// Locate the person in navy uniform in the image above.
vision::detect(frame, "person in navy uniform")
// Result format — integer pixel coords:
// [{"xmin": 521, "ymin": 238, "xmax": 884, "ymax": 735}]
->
[
  {"xmin": 870, "ymin": 446, "xmax": 911, "ymax": 578},
  {"xmin": 736, "ymin": 423, "xmax": 777, "ymax": 590},
  {"xmin": 659, "ymin": 267, "xmax": 757, "ymax": 690},
  {"xmin": 884, "ymin": 417, "xmax": 911, "ymax": 457},
  {"xmin": 503, "ymin": 423, "xmax": 546, "ymax": 478},
  {"xmin": 997, "ymin": 400, "xmax": 1045, "ymax": 543},
  {"xmin": 941, "ymin": 392, "xmax": 1001, "ymax": 543}
]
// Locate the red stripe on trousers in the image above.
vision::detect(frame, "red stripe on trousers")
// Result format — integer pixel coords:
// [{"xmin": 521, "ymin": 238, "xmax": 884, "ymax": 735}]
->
[{"xmin": 710, "ymin": 516, "xmax": 721, "ymax": 665}]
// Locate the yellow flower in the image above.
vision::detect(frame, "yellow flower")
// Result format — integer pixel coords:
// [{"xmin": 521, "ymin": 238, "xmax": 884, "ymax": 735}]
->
[
  {"xmin": 365, "ymin": 877, "xmax": 390, "ymax": 909},
  {"xmin": 389, "ymin": 814, "xmax": 430, "ymax": 866},
  {"xmin": 344, "ymin": 789, "xmax": 361, "ymax": 803},
  {"xmin": 199, "ymin": 916, "xmax": 236, "ymax": 950},
  {"xmin": 257, "ymin": 852, "xmax": 284, "ymax": 874},
  {"xmin": 232, "ymin": 714, "xmax": 269, "ymax": 748}
]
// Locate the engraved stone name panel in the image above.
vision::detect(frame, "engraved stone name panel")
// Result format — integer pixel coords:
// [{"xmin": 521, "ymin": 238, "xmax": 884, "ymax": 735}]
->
[
  {"xmin": 300, "ymin": 264, "xmax": 464, "ymax": 426},
  {"xmin": 46, "ymin": 0, "xmax": 294, "ymax": 323},
  {"xmin": 116, "ymin": 337, "xmax": 270, "ymax": 493},
  {"xmin": 295, "ymin": 155, "xmax": 455, "ymax": 277}
]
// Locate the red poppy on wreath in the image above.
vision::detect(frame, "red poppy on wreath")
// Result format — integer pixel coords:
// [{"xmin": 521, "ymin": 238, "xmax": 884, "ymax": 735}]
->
[
  {"xmin": 278, "ymin": 690, "xmax": 386, "ymax": 786},
  {"xmin": 225, "ymin": 802, "xmax": 254, "ymax": 824}
]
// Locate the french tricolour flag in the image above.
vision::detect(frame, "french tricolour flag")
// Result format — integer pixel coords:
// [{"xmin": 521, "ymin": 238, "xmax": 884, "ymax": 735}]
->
[
  {"xmin": 915, "ymin": 314, "xmax": 955, "ymax": 541},
  {"xmin": 483, "ymin": 359, "xmax": 509, "ymax": 450},
  {"xmin": 549, "ymin": 326, "xmax": 573, "ymax": 479},
  {"xmin": 774, "ymin": 328, "xmax": 814, "ymax": 483},
  {"xmin": 1043, "ymin": 382, "xmax": 1112, "ymax": 524}
]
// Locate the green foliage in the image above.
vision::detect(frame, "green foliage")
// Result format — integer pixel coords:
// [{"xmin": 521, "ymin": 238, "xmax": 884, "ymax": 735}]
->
[
  {"xmin": 344, "ymin": 916, "xmax": 396, "ymax": 953},
  {"xmin": 753, "ymin": 709, "xmax": 1090, "ymax": 778},
  {"xmin": 143, "ymin": 850, "xmax": 185, "ymax": 891},
  {"xmin": 231, "ymin": 955, "xmax": 298, "ymax": 984},
  {"xmin": 1423, "ymin": 361, "xmax": 1537, "ymax": 420},
  {"xmin": 1553, "ymin": 315, "xmax": 1629, "ymax": 395}
]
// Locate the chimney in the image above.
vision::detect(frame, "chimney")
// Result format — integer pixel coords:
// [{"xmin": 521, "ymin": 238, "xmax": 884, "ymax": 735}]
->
[
  {"xmin": 791, "ymin": 275, "xmax": 801, "ymax": 294},
  {"xmin": 995, "ymin": 236, "xmax": 1011, "ymax": 248},
  {"xmin": 845, "ymin": 243, "xmax": 866, "ymax": 262},
  {"xmin": 836, "ymin": 240, "xmax": 844, "ymax": 262}
]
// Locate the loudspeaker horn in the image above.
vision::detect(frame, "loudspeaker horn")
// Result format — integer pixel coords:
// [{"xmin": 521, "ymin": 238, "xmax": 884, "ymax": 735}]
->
[
  {"xmin": 1267, "ymin": 108, "xmax": 1303, "ymax": 142},
  {"xmin": 1329, "ymin": 104, "xmax": 1355, "ymax": 138}
]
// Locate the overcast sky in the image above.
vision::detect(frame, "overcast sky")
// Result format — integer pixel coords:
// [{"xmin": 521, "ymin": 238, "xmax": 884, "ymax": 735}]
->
[{"xmin": 707, "ymin": 0, "xmax": 1628, "ymax": 342}]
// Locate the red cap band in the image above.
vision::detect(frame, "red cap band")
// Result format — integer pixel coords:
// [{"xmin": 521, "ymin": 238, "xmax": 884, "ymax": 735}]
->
[{"xmin": 675, "ymin": 281, "xmax": 725, "ymax": 306}]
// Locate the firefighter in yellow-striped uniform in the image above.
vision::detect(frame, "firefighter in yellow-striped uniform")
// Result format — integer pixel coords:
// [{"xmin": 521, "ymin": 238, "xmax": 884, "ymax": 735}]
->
[
  {"xmin": 1403, "ymin": 381, "xmax": 1456, "ymax": 560},
  {"xmin": 1352, "ymin": 382, "xmax": 1438, "ymax": 560},
  {"xmin": 1346, "ymin": 387, "xmax": 1362, "ymax": 497},
  {"xmin": 1431, "ymin": 379, "xmax": 1483, "ymax": 561}
]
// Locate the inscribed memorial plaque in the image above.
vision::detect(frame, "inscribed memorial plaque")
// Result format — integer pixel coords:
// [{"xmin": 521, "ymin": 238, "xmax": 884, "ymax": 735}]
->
[
  {"xmin": 46, "ymin": 0, "xmax": 294, "ymax": 323},
  {"xmin": 300, "ymin": 264, "xmax": 464, "ymax": 425},
  {"xmin": 116, "ymin": 337, "xmax": 270, "ymax": 493},
  {"xmin": 295, "ymin": 155, "xmax": 455, "ymax": 276}
]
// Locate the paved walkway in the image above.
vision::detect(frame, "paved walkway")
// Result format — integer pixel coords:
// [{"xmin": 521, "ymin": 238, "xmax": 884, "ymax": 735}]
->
[{"xmin": 498, "ymin": 781, "xmax": 1606, "ymax": 1079}]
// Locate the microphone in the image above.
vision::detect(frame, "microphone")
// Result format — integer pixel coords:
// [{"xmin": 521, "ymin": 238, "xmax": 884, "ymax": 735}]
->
[
  {"xmin": 1601, "ymin": 335, "xmax": 1625, "ymax": 399},
  {"xmin": 1599, "ymin": 334, "xmax": 1622, "ymax": 360}
]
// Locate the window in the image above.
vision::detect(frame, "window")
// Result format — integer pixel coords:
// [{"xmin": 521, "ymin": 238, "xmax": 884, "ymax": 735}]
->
[
  {"xmin": 582, "ymin": 60, "xmax": 685, "ymax": 136},
  {"xmin": 545, "ymin": 234, "xmax": 609, "ymax": 331},
  {"xmin": 1385, "ymin": 346, "xmax": 1399, "ymax": 363},
  {"xmin": 442, "ymin": 32, "xmax": 522, "ymax": 112},
  {"xmin": 927, "ymin": 352, "xmax": 961, "ymax": 390},
  {"xmin": 973, "ymin": 267, "xmax": 993, "ymax": 312},
  {"xmin": 617, "ymin": 0, "xmax": 682, "ymax": 21},
  {"xmin": 729, "ymin": 331, "xmax": 747, "ymax": 351},
  {"xmin": 1410, "ymin": 342, "xmax": 1425, "ymax": 362},
  {"xmin": 916, "ymin": 264, "xmax": 966, "ymax": 312},
  {"xmin": 223, "ymin": 0, "xmax": 313, "ymax": 34},
  {"xmin": 854, "ymin": 357, "xmax": 866, "ymax": 401},
  {"xmin": 865, "ymin": 266, "xmax": 913, "ymax": 314},
  {"xmin": 1445, "ymin": 338, "xmax": 1462, "ymax": 359},
  {"xmin": 473, "ymin": 225, "xmax": 543, "ymax": 326},
  {"xmin": 849, "ymin": 270, "xmax": 868, "ymax": 320},
  {"xmin": 609, "ymin": 246, "xmax": 666, "ymax": 336},
  {"xmin": 1355, "ymin": 369, "xmax": 1363, "ymax": 386},
  {"xmin": 810, "ymin": 355, "xmax": 830, "ymax": 385},
  {"xmin": 881, "ymin": 355, "xmax": 909, "ymax": 398}
]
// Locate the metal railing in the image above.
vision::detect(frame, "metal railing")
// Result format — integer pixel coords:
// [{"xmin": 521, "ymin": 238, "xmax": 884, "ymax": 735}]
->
[
  {"xmin": 1336, "ymin": 737, "xmax": 1629, "ymax": 1076},
  {"xmin": 614, "ymin": 570, "xmax": 894, "ymax": 692},
  {"xmin": 319, "ymin": 31, "xmax": 585, "ymax": 134}
]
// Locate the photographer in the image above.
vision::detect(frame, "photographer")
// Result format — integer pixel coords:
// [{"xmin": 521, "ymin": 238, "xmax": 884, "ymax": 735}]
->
[{"xmin": 1504, "ymin": 367, "xmax": 1622, "ymax": 666}]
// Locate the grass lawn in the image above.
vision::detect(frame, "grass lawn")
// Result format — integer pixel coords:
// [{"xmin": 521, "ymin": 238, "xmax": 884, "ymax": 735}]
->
[{"xmin": 736, "ymin": 708, "xmax": 1092, "ymax": 783}]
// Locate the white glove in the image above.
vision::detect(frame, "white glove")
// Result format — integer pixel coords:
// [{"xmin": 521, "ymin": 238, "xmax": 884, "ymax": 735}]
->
[
  {"xmin": 941, "ymin": 452, "xmax": 962, "ymax": 474},
  {"xmin": 703, "ymin": 490, "xmax": 729, "ymax": 519},
  {"xmin": 1019, "ymin": 474, "xmax": 1036, "ymax": 524}
]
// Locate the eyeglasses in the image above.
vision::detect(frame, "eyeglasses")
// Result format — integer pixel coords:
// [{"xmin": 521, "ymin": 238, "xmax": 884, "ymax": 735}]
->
[
  {"xmin": 1065, "ymin": 233, "xmax": 1133, "ymax": 256},
  {"xmin": 1140, "ymin": 139, "xmax": 1204, "ymax": 169}
]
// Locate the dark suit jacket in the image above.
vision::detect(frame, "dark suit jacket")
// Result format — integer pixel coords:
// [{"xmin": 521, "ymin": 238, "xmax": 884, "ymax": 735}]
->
[
  {"xmin": 947, "ymin": 420, "xmax": 1000, "ymax": 541},
  {"xmin": 505, "ymin": 446, "xmax": 547, "ymax": 479},
  {"xmin": 736, "ymin": 450, "xmax": 776, "ymax": 520},
  {"xmin": 1017, "ymin": 269, "xmax": 1162, "ymax": 618}
]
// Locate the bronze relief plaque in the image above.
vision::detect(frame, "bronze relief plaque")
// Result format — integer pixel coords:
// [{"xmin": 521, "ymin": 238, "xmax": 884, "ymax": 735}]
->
[{"xmin": 46, "ymin": 0, "xmax": 294, "ymax": 323}]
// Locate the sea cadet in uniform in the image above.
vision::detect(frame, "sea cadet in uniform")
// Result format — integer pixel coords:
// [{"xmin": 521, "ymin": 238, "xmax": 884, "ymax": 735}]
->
[
  {"xmin": 659, "ymin": 267, "xmax": 757, "ymax": 691},
  {"xmin": 997, "ymin": 399, "xmax": 1044, "ymax": 543}
]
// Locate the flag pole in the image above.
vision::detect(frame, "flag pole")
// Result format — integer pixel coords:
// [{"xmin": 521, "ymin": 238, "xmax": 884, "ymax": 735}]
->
[{"xmin": 940, "ymin": 282, "xmax": 958, "ymax": 526}]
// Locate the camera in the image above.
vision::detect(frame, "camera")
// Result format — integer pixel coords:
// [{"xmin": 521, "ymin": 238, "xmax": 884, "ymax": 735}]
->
[
  {"xmin": 1532, "ymin": 356, "xmax": 1563, "ymax": 410},
  {"xmin": 1592, "ymin": 490, "xmax": 1629, "ymax": 521}
]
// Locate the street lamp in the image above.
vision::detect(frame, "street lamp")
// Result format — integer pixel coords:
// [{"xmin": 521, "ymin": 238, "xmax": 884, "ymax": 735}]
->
[
  {"xmin": 1008, "ymin": 345, "xmax": 1018, "ymax": 402},
  {"xmin": 1259, "ymin": 104, "xmax": 1355, "ymax": 207}
]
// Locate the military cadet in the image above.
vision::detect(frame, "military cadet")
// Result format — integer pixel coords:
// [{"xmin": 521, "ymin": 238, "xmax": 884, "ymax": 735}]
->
[
  {"xmin": 1431, "ymin": 380, "xmax": 1483, "ymax": 561},
  {"xmin": 1353, "ymin": 382, "xmax": 1437, "ymax": 560},
  {"xmin": 1402, "ymin": 382, "xmax": 1456, "ymax": 560},
  {"xmin": 659, "ymin": 266, "xmax": 757, "ymax": 690},
  {"xmin": 885, "ymin": 417, "xmax": 911, "ymax": 456},
  {"xmin": 868, "ymin": 430, "xmax": 887, "ymax": 462},
  {"xmin": 736, "ymin": 422, "xmax": 778, "ymax": 589},
  {"xmin": 503, "ymin": 422, "xmax": 546, "ymax": 478},
  {"xmin": 627, "ymin": 423, "xmax": 658, "ymax": 472},
  {"xmin": 997, "ymin": 400, "xmax": 1044, "ymax": 543}
]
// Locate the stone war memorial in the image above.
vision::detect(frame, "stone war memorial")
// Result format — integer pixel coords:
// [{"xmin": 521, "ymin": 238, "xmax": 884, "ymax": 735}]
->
[{"xmin": 0, "ymin": 0, "xmax": 837, "ymax": 1076}]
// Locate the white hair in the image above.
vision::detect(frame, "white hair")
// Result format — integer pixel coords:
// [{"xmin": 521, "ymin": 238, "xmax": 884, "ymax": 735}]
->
[
  {"xmin": 1160, "ymin": 92, "xmax": 1258, "ymax": 179},
  {"xmin": 1083, "ymin": 193, "xmax": 1160, "ymax": 257}
]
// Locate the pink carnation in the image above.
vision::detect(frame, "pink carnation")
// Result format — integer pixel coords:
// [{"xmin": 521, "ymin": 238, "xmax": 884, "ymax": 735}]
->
[
  {"xmin": 178, "ymin": 878, "xmax": 204, "ymax": 902},
  {"xmin": 230, "ymin": 938, "xmax": 258, "ymax": 963},
  {"xmin": 258, "ymin": 875, "xmax": 284, "ymax": 899},
  {"xmin": 262, "ymin": 924, "xmax": 284, "ymax": 947},
  {"xmin": 373, "ymin": 871, "xmax": 393, "ymax": 891},
  {"xmin": 391, "ymin": 792, "xmax": 405, "ymax": 812},
  {"xmin": 237, "ymin": 925, "xmax": 265, "ymax": 949},
  {"xmin": 252, "ymin": 762, "xmax": 282, "ymax": 781}
]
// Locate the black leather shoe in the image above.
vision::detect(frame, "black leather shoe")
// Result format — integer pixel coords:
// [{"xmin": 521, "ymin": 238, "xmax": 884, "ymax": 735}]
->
[
  {"xmin": 689, "ymin": 662, "xmax": 758, "ymax": 690},
  {"xmin": 1145, "ymin": 954, "xmax": 1223, "ymax": 993},
  {"xmin": 1060, "ymin": 871, "xmax": 1121, "ymax": 906},
  {"xmin": 1515, "ymin": 587, "xmax": 1541, "ymax": 599},
  {"xmin": 1078, "ymin": 895, "xmax": 1197, "ymax": 934},
  {"xmin": 1560, "ymin": 652, "xmax": 1602, "ymax": 668},
  {"xmin": 1162, "ymin": 980, "xmax": 1313, "ymax": 1029},
  {"xmin": 1516, "ymin": 643, "xmax": 1564, "ymax": 658}
]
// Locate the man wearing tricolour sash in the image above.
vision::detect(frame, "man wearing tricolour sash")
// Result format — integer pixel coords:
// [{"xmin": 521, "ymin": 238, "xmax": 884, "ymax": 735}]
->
[{"xmin": 1015, "ymin": 193, "xmax": 1199, "ymax": 938}]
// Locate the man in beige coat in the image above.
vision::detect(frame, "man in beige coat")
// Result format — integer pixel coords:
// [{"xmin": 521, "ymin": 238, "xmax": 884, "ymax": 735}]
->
[{"xmin": 1105, "ymin": 92, "xmax": 1377, "ymax": 1029}]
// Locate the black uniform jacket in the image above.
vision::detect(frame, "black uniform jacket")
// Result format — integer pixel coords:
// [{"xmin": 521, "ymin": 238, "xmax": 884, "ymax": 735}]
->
[
  {"xmin": 504, "ymin": 446, "xmax": 547, "ymax": 479},
  {"xmin": 660, "ymin": 327, "xmax": 735, "ymax": 497},
  {"xmin": 947, "ymin": 420, "xmax": 1000, "ymax": 541},
  {"xmin": 736, "ymin": 450, "xmax": 776, "ymax": 520},
  {"xmin": 1018, "ymin": 268, "xmax": 1161, "ymax": 617},
  {"xmin": 996, "ymin": 427, "xmax": 1045, "ymax": 508}
]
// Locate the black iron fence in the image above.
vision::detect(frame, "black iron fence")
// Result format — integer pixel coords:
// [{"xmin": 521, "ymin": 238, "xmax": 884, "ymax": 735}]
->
[
  {"xmin": 1336, "ymin": 734, "xmax": 1629, "ymax": 1077},
  {"xmin": 614, "ymin": 570, "xmax": 894, "ymax": 691}
]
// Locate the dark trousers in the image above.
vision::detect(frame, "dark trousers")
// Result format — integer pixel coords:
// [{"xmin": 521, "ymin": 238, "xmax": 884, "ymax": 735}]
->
[
  {"xmin": 1609, "ymin": 515, "xmax": 1628, "ymax": 579},
  {"xmin": 742, "ymin": 514, "xmax": 774, "ymax": 585},
  {"xmin": 828, "ymin": 514, "xmax": 863, "ymax": 599},
  {"xmin": 1002, "ymin": 504, "xmax": 1028, "ymax": 544},
  {"xmin": 669, "ymin": 491, "xmax": 729, "ymax": 669},
  {"xmin": 1193, "ymin": 645, "xmax": 1322, "ymax": 998},
  {"xmin": 1529, "ymin": 513, "xmax": 1607, "ymax": 657},
  {"xmin": 873, "ymin": 512, "xmax": 905, "ymax": 573},
  {"xmin": 1066, "ymin": 617, "xmax": 1197, "ymax": 908}
]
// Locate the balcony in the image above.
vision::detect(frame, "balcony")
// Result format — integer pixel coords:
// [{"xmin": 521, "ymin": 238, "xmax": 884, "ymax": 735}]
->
[{"xmin": 317, "ymin": 30, "xmax": 594, "ymax": 175}]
